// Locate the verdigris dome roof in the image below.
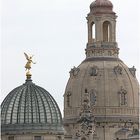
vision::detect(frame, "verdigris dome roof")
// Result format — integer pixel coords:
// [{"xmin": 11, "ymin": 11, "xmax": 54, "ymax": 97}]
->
[{"xmin": 1, "ymin": 77, "xmax": 63, "ymax": 134}]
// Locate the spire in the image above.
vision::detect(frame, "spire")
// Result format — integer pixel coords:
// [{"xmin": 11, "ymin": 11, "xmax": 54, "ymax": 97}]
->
[{"xmin": 85, "ymin": 0, "xmax": 119, "ymax": 58}]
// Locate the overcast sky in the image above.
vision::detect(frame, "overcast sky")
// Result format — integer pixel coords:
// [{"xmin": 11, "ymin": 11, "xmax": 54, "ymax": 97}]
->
[{"xmin": 1, "ymin": 0, "xmax": 140, "ymax": 115}]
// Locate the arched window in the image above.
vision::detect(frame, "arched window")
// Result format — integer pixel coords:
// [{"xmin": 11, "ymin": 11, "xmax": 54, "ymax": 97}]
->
[
  {"xmin": 118, "ymin": 87, "xmax": 127, "ymax": 106},
  {"xmin": 66, "ymin": 91, "xmax": 72, "ymax": 107},
  {"xmin": 91, "ymin": 22, "xmax": 95, "ymax": 42},
  {"xmin": 85, "ymin": 88, "xmax": 88, "ymax": 93},
  {"xmin": 89, "ymin": 66, "xmax": 98, "ymax": 76},
  {"xmin": 120, "ymin": 93, "xmax": 127, "ymax": 105},
  {"xmin": 103, "ymin": 21, "xmax": 111, "ymax": 42},
  {"xmin": 90, "ymin": 89, "xmax": 97, "ymax": 106}
]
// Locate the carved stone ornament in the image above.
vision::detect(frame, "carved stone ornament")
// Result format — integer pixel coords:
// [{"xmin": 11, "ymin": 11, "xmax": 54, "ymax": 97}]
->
[
  {"xmin": 114, "ymin": 65, "xmax": 123, "ymax": 75},
  {"xmin": 74, "ymin": 91, "xmax": 96, "ymax": 139},
  {"xmin": 118, "ymin": 87, "xmax": 127, "ymax": 95},
  {"xmin": 80, "ymin": 92, "xmax": 91, "ymax": 113},
  {"xmin": 70, "ymin": 66, "xmax": 80, "ymax": 77},
  {"xmin": 129, "ymin": 66, "xmax": 136, "ymax": 77},
  {"xmin": 89, "ymin": 66, "xmax": 99, "ymax": 76},
  {"xmin": 90, "ymin": 89, "xmax": 97, "ymax": 106},
  {"xmin": 118, "ymin": 87, "xmax": 127, "ymax": 106},
  {"xmin": 113, "ymin": 49, "xmax": 119, "ymax": 55}
]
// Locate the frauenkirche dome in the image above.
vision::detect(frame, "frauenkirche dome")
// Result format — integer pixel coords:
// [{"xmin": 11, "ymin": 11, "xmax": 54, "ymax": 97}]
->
[{"xmin": 63, "ymin": 0, "xmax": 139, "ymax": 140}]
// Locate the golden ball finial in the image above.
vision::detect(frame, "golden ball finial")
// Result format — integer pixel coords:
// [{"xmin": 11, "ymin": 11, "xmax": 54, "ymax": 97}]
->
[{"xmin": 26, "ymin": 71, "xmax": 32, "ymax": 79}]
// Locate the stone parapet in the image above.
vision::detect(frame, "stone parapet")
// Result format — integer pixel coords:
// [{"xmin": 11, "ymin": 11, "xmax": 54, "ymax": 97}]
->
[{"xmin": 64, "ymin": 107, "xmax": 139, "ymax": 118}]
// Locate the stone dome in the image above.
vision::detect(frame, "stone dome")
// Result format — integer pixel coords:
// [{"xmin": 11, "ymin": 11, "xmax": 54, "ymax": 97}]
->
[
  {"xmin": 90, "ymin": 0, "xmax": 113, "ymax": 8},
  {"xmin": 63, "ymin": 0, "xmax": 139, "ymax": 139},
  {"xmin": 1, "ymin": 77, "xmax": 63, "ymax": 135},
  {"xmin": 90, "ymin": 0, "xmax": 114, "ymax": 14},
  {"xmin": 64, "ymin": 57, "xmax": 139, "ymax": 122}
]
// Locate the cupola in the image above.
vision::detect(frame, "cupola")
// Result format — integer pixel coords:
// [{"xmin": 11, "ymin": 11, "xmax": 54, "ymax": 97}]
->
[
  {"xmin": 86, "ymin": 0, "xmax": 118, "ymax": 58},
  {"xmin": 90, "ymin": 0, "xmax": 114, "ymax": 14}
]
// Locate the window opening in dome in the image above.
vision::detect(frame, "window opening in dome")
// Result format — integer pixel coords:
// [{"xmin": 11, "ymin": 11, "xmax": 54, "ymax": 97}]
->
[
  {"xmin": 91, "ymin": 22, "xmax": 95, "ymax": 43},
  {"xmin": 85, "ymin": 89, "xmax": 88, "ymax": 93},
  {"xmin": 67, "ymin": 95, "xmax": 70, "ymax": 107},
  {"xmin": 89, "ymin": 67, "xmax": 98, "ymax": 76},
  {"xmin": 118, "ymin": 88, "xmax": 127, "ymax": 106},
  {"xmin": 8, "ymin": 136, "xmax": 14, "ymax": 140},
  {"xmin": 90, "ymin": 89, "xmax": 97, "ymax": 106},
  {"xmin": 34, "ymin": 136, "xmax": 42, "ymax": 140},
  {"xmin": 103, "ymin": 21, "xmax": 111, "ymax": 42},
  {"xmin": 120, "ymin": 93, "xmax": 127, "ymax": 106},
  {"xmin": 66, "ymin": 91, "xmax": 72, "ymax": 107}
]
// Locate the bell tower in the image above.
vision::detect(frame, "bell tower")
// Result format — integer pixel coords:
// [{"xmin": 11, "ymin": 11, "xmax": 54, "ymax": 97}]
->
[{"xmin": 86, "ymin": 0, "xmax": 119, "ymax": 58}]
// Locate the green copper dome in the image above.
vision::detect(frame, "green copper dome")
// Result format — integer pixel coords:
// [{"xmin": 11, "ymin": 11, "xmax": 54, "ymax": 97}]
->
[{"xmin": 1, "ymin": 78, "xmax": 63, "ymax": 134}]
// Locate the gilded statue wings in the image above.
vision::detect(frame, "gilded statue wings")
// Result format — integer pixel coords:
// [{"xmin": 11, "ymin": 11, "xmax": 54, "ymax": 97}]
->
[{"xmin": 24, "ymin": 52, "xmax": 29, "ymax": 60}]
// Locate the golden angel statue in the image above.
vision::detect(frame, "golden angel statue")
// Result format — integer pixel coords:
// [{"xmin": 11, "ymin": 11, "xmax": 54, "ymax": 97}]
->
[{"xmin": 24, "ymin": 52, "xmax": 36, "ymax": 71}]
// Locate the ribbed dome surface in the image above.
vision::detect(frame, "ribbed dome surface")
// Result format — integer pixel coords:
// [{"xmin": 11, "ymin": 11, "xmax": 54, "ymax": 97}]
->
[
  {"xmin": 1, "ymin": 78, "xmax": 63, "ymax": 134},
  {"xmin": 90, "ymin": 0, "xmax": 113, "ymax": 8},
  {"xmin": 90, "ymin": 0, "xmax": 114, "ymax": 14}
]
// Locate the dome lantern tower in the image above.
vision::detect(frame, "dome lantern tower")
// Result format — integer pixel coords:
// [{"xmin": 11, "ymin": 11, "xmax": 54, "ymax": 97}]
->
[
  {"xmin": 63, "ymin": 0, "xmax": 139, "ymax": 140},
  {"xmin": 86, "ymin": 0, "xmax": 118, "ymax": 58}
]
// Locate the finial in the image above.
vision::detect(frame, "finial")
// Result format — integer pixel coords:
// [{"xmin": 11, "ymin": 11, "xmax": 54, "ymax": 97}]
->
[{"xmin": 24, "ymin": 52, "xmax": 36, "ymax": 80}]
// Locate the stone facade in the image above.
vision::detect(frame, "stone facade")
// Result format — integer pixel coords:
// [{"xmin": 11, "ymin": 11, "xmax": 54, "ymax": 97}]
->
[
  {"xmin": 1, "ymin": 134, "xmax": 63, "ymax": 140},
  {"xmin": 1, "ymin": 1, "xmax": 139, "ymax": 140},
  {"xmin": 63, "ymin": 0, "xmax": 139, "ymax": 140}
]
